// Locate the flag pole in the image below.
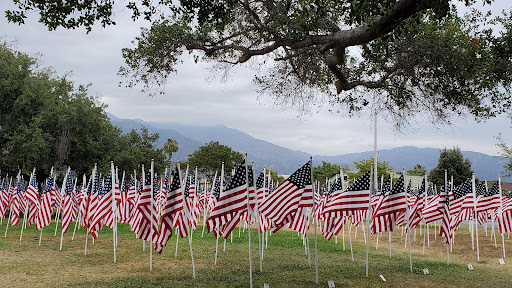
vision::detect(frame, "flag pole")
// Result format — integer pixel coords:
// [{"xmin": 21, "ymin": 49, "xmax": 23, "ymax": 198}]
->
[
  {"xmin": 60, "ymin": 167, "xmax": 71, "ymax": 250},
  {"xmin": 214, "ymin": 163, "xmax": 225, "ymax": 265},
  {"xmin": 251, "ymin": 162, "xmax": 263, "ymax": 273},
  {"xmin": 445, "ymin": 169, "xmax": 449, "ymax": 265},
  {"xmin": 4, "ymin": 177, "xmax": 13, "ymax": 238},
  {"xmin": 498, "ymin": 176, "xmax": 505, "ymax": 258},
  {"xmin": 472, "ymin": 174, "xmax": 479, "ymax": 262},
  {"xmin": 422, "ymin": 174, "xmax": 427, "ymax": 255},
  {"xmin": 367, "ymin": 110, "xmax": 378, "ymax": 277},
  {"xmin": 179, "ymin": 162, "xmax": 196, "ymax": 279},
  {"xmin": 111, "ymin": 162, "xmax": 116, "ymax": 263},
  {"xmin": 85, "ymin": 164, "xmax": 97, "ymax": 256},
  {"xmin": 309, "ymin": 157, "xmax": 318, "ymax": 284},
  {"xmin": 20, "ymin": 169, "xmax": 35, "ymax": 242},
  {"xmin": 244, "ymin": 154, "xmax": 253, "ymax": 288},
  {"xmin": 150, "ymin": 161, "xmax": 154, "ymax": 271}
]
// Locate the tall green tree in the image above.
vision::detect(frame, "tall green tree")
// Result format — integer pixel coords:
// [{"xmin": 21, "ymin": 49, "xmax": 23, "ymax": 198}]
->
[
  {"xmin": 0, "ymin": 44, "xmax": 165, "ymax": 179},
  {"xmin": 428, "ymin": 147, "xmax": 473, "ymax": 186},
  {"xmin": 186, "ymin": 141, "xmax": 244, "ymax": 180},
  {"xmin": 313, "ymin": 161, "xmax": 343, "ymax": 184},
  {"xmin": 6, "ymin": 1, "xmax": 512, "ymax": 126},
  {"xmin": 496, "ymin": 111, "xmax": 512, "ymax": 177}
]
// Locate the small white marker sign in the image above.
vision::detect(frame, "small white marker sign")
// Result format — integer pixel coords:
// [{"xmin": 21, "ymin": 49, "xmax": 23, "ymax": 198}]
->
[
  {"xmin": 328, "ymin": 280, "xmax": 335, "ymax": 288},
  {"xmin": 423, "ymin": 268, "xmax": 429, "ymax": 275},
  {"xmin": 263, "ymin": 284, "xmax": 269, "ymax": 288},
  {"xmin": 379, "ymin": 275, "xmax": 386, "ymax": 282},
  {"xmin": 467, "ymin": 263, "xmax": 473, "ymax": 270},
  {"xmin": 498, "ymin": 258, "xmax": 505, "ymax": 265}
]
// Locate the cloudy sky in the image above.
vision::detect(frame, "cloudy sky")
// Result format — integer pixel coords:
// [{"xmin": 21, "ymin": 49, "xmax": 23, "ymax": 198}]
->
[{"xmin": 1, "ymin": 2, "xmax": 511, "ymax": 157}]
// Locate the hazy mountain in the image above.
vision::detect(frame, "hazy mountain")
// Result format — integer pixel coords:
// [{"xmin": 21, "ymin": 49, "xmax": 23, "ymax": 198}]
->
[{"xmin": 108, "ymin": 113, "xmax": 510, "ymax": 181}]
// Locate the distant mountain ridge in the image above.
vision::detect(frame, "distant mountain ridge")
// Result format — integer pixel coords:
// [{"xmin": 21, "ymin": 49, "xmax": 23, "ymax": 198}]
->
[{"xmin": 107, "ymin": 113, "xmax": 510, "ymax": 181}]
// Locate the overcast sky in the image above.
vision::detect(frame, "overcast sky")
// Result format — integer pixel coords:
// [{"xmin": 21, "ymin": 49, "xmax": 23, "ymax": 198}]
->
[{"xmin": 1, "ymin": 2, "xmax": 511, "ymax": 157}]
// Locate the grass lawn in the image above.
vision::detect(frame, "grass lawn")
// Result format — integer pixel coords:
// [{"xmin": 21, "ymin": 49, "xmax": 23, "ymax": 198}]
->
[{"xmin": 1, "ymin": 218, "xmax": 511, "ymax": 287}]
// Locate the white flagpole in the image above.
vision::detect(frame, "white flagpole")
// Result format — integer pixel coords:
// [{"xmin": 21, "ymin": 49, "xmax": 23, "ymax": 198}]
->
[
  {"xmin": 243, "ymin": 155, "xmax": 253, "ymax": 288},
  {"xmin": 498, "ymin": 176, "xmax": 505, "ymax": 258},
  {"xmin": 175, "ymin": 164, "xmax": 189, "ymax": 257},
  {"xmin": 111, "ymin": 162, "xmax": 116, "ymax": 263},
  {"xmin": 309, "ymin": 157, "xmax": 318, "ymax": 284},
  {"xmin": 472, "ymin": 174, "xmax": 479, "ymax": 262},
  {"xmin": 177, "ymin": 161, "xmax": 196, "ymax": 278},
  {"xmin": 214, "ymin": 163, "xmax": 225, "ymax": 265},
  {"xmin": 149, "ymin": 161, "xmax": 154, "ymax": 271},
  {"xmin": 251, "ymin": 162, "xmax": 263, "ymax": 273},
  {"xmin": 85, "ymin": 164, "xmax": 97, "ymax": 256},
  {"xmin": 60, "ymin": 167, "xmax": 71, "ymax": 250},
  {"xmin": 366, "ymin": 111, "xmax": 378, "ymax": 277},
  {"xmin": 20, "ymin": 169, "xmax": 34, "ymax": 242},
  {"xmin": 403, "ymin": 169, "xmax": 412, "ymax": 272},
  {"xmin": 422, "ymin": 175, "xmax": 428, "ymax": 255}
]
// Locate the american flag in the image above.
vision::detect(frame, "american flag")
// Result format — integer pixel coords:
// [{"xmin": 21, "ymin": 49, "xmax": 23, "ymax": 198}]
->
[
  {"xmin": 371, "ymin": 174, "xmax": 406, "ymax": 233},
  {"xmin": 10, "ymin": 179, "xmax": 23, "ymax": 226},
  {"xmin": 88, "ymin": 175, "xmax": 113, "ymax": 238},
  {"xmin": 321, "ymin": 172, "xmax": 371, "ymax": 240},
  {"xmin": 0, "ymin": 178, "xmax": 8, "ymax": 218},
  {"xmin": 256, "ymin": 172, "xmax": 272, "ymax": 233},
  {"xmin": 498, "ymin": 191, "xmax": 512, "ymax": 233},
  {"xmin": 439, "ymin": 183, "xmax": 452, "ymax": 245},
  {"xmin": 78, "ymin": 175, "xmax": 92, "ymax": 228},
  {"xmin": 207, "ymin": 161, "xmax": 250, "ymax": 238},
  {"xmin": 422, "ymin": 185, "xmax": 442, "ymax": 224},
  {"xmin": 449, "ymin": 178, "xmax": 473, "ymax": 231},
  {"xmin": 132, "ymin": 170, "xmax": 160, "ymax": 244},
  {"xmin": 156, "ymin": 167, "xmax": 185, "ymax": 253},
  {"xmin": 86, "ymin": 172, "xmax": 101, "ymax": 239},
  {"xmin": 61, "ymin": 173, "xmax": 77, "ymax": 234},
  {"xmin": 240, "ymin": 166, "xmax": 257, "ymax": 224},
  {"xmin": 259, "ymin": 161, "xmax": 313, "ymax": 236},
  {"xmin": 458, "ymin": 178, "xmax": 476, "ymax": 222},
  {"xmin": 26, "ymin": 171, "xmax": 40, "ymax": 227},
  {"xmin": 207, "ymin": 173, "xmax": 222, "ymax": 213},
  {"xmin": 127, "ymin": 176, "xmax": 136, "ymax": 217},
  {"xmin": 118, "ymin": 173, "xmax": 130, "ymax": 223},
  {"xmin": 476, "ymin": 182, "xmax": 500, "ymax": 214},
  {"xmin": 406, "ymin": 178, "xmax": 426, "ymax": 232}
]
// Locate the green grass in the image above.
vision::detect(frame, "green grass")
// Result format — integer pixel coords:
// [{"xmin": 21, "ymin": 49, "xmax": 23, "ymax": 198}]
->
[{"xmin": 1, "ymin": 218, "xmax": 511, "ymax": 287}]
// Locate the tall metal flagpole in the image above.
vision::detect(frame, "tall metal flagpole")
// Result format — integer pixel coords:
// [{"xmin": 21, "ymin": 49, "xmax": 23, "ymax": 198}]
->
[
  {"xmin": 498, "ymin": 176, "xmax": 505, "ymax": 258},
  {"xmin": 20, "ymin": 168, "xmax": 35, "ymax": 242},
  {"xmin": 244, "ymin": 154, "xmax": 253, "ymax": 288},
  {"xmin": 472, "ymin": 173, "xmax": 479, "ymax": 262},
  {"xmin": 59, "ymin": 167, "xmax": 71, "ymax": 249},
  {"xmin": 251, "ymin": 162, "xmax": 263, "ymax": 273},
  {"xmin": 111, "ymin": 162, "xmax": 116, "ymax": 263},
  {"xmin": 309, "ymin": 157, "xmax": 318, "ymax": 284},
  {"xmin": 367, "ymin": 111, "xmax": 378, "ymax": 277},
  {"xmin": 445, "ymin": 169, "xmax": 449, "ymax": 264},
  {"xmin": 177, "ymin": 162, "xmax": 196, "ymax": 278},
  {"xmin": 422, "ymin": 174, "xmax": 428, "ymax": 255}
]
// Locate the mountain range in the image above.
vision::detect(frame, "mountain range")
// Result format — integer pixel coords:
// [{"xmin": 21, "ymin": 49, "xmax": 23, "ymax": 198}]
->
[{"xmin": 107, "ymin": 113, "xmax": 510, "ymax": 181}]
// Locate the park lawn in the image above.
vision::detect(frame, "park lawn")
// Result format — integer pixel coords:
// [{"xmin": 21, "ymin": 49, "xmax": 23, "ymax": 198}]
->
[{"xmin": 0, "ymin": 219, "xmax": 511, "ymax": 287}]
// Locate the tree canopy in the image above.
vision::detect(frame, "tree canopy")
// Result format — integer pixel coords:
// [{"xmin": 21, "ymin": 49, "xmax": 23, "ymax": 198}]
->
[
  {"xmin": 0, "ymin": 44, "xmax": 166, "ymax": 179},
  {"xmin": 185, "ymin": 141, "xmax": 244, "ymax": 180},
  {"xmin": 313, "ymin": 161, "xmax": 344, "ymax": 184},
  {"xmin": 428, "ymin": 147, "xmax": 473, "ymax": 186},
  {"xmin": 6, "ymin": 0, "xmax": 512, "ymax": 126},
  {"xmin": 496, "ymin": 111, "xmax": 512, "ymax": 177}
]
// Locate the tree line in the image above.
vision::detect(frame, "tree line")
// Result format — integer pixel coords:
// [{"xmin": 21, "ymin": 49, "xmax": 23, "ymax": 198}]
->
[{"xmin": 0, "ymin": 44, "xmax": 166, "ymax": 181}]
